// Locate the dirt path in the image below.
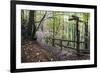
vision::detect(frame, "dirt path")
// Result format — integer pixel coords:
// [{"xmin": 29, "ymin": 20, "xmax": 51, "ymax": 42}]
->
[
  {"xmin": 21, "ymin": 40, "xmax": 90, "ymax": 63},
  {"xmin": 21, "ymin": 40, "xmax": 54, "ymax": 63}
]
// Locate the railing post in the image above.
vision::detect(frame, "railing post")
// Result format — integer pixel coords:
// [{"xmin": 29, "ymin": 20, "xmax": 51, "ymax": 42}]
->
[
  {"xmin": 60, "ymin": 40, "xmax": 62, "ymax": 51},
  {"xmin": 52, "ymin": 38, "xmax": 55, "ymax": 46},
  {"xmin": 47, "ymin": 38, "xmax": 48, "ymax": 44},
  {"xmin": 69, "ymin": 15, "xmax": 83, "ymax": 56}
]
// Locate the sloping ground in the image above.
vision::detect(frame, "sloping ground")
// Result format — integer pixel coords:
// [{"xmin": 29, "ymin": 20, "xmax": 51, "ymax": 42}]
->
[
  {"xmin": 21, "ymin": 40, "xmax": 54, "ymax": 63},
  {"xmin": 39, "ymin": 42, "xmax": 90, "ymax": 61},
  {"xmin": 21, "ymin": 40, "xmax": 90, "ymax": 63}
]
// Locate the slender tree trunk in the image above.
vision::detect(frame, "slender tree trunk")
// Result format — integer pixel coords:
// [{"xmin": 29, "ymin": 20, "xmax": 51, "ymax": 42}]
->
[
  {"xmin": 84, "ymin": 22, "xmax": 88, "ymax": 49},
  {"xmin": 52, "ymin": 12, "xmax": 55, "ymax": 46}
]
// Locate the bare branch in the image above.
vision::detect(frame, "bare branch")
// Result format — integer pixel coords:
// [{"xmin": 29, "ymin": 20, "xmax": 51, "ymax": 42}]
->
[{"xmin": 36, "ymin": 11, "xmax": 47, "ymax": 31}]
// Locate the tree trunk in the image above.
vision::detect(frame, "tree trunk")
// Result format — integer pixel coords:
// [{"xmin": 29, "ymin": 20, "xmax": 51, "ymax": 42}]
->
[
  {"xmin": 84, "ymin": 22, "xmax": 88, "ymax": 49},
  {"xmin": 27, "ymin": 10, "xmax": 36, "ymax": 40}
]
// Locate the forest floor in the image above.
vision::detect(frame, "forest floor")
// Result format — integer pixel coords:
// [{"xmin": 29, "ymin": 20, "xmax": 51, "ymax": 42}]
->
[{"xmin": 21, "ymin": 40, "xmax": 90, "ymax": 63}]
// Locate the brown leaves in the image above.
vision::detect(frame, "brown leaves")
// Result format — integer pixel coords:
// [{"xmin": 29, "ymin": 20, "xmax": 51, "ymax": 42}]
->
[
  {"xmin": 21, "ymin": 40, "xmax": 53, "ymax": 63},
  {"xmin": 21, "ymin": 40, "xmax": 90, "ymax": 63}
]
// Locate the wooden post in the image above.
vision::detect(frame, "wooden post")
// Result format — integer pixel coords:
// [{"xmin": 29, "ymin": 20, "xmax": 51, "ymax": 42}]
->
[
  {"xmin": 60, "ymin": 40, "xmax": 62, "ymax": 51},
  {"xmin": 52, "ymin": 39, "xmax": 55, "ymax": 46},
  {"xmin": 69, "ymin": 15, "xmax": 82, "ymax": 56},
  {"xmin": 76, "ymin": 17, "xmax": 80, "ymax": 55}
]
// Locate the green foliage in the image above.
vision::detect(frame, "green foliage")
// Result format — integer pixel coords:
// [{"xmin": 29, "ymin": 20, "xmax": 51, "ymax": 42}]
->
[{"xmin": 21, "ymin": 10, "xmax": 90, "ymax": 49}]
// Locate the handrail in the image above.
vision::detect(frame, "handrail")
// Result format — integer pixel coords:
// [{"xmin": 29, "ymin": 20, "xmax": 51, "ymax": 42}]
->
[
  {"xmin": 45, "ymin": 37, "xmax": 89, "ymax": 54},
  {"xmin": 46, "ymin": 37, "xmax": 87, "ymax": 43}
]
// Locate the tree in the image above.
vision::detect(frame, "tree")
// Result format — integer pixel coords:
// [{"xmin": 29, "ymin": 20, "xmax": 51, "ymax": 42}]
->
[
  {"xmin": 27, "ymin": 10, "xmax": 47, "ymax": 40},
  {"xmin": 27, "ymin": 10, "xmax": 36, "ymax": 40},
  {"xmin": 83, "ymin": 13, "xmax": 90, "ymax": 49}
]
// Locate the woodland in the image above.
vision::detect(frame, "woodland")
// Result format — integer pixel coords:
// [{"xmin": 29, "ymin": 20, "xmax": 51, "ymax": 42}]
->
[{"xmin": 21, "ymin": 10, "xmax": 90, "ymax": 63}]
